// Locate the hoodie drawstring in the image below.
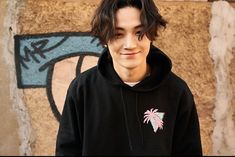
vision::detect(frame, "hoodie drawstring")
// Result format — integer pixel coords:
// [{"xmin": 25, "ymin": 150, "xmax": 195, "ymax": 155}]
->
[
  {"xmin": 135, "ymin": 93, "xmax": 144, "ymax": 145},
  {"xmin": 120, "ymin": 87, "xmax": 133, "ymax": 151}
]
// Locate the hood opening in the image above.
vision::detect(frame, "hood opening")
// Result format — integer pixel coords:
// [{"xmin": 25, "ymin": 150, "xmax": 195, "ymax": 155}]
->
[{"xmin": 98, "ymin": 44, "xmax": 172, "ymax": 92}]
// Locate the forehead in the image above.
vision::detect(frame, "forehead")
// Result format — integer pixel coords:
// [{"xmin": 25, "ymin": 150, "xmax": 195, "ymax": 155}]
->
[{"xmin": 115, "ymin": 7, "xmax": 142, "ymax": 29}]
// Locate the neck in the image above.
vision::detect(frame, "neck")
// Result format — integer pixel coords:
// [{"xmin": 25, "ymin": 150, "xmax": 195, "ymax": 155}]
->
[{"xmin": 113, "ymin": 63, "xmax": 150, "ymax": 83}]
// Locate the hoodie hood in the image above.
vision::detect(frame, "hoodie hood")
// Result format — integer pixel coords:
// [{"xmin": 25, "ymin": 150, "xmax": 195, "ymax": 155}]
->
[{"xmin": 98, "ymin": 44, "xmax": 172, "ymax": 92}]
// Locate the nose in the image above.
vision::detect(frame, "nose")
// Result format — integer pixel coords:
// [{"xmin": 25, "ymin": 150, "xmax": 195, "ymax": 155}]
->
[{"xmin": 123, "ymin": 34, "xmax": 137, "ymax": 50}]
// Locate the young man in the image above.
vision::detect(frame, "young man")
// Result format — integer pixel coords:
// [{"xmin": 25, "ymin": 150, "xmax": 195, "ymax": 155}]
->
[{"xmin": 55, "ymin": 0, "xmax": 203, "ymax": 156}]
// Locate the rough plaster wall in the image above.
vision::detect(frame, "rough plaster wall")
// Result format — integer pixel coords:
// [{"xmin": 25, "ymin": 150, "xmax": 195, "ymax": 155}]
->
[
  {"xmin": 18, "ymin": 0, "xmax": 99, "ymax": 34},
  {"xmin": 22, "ymin": 89, "xmax": 58, "ymax": 155},
  {"xmin": 15, "ymin": 0, "xmax": 235, "ymax": 155},
  {"xmin": 232, "ymin": 2, "xmax": 235, "ymax": 155},
  {"xmin": 53, "ymin": 56, "xmax": 99, "ymax": 114},
  {"xmin": 154, "ymin": 1, "xmax": 214, "ymax": 155},
  {"xmin": 17, "ymin": 0, "xmax": 100, "ymax": 155},
  {"xmin": 2, "ymin": 0, "xmax": 33, "ymax": 155},
  {"xmin": 209, "ymin": 1, "xmax": 235, "ymax": 155},
  {"xmin": 230, "ymin": 3, "xmax": 235, "ymax": 156},
  {"xmin": 0, "ymin": 0, "xmax": 20, "ymax": 155}
]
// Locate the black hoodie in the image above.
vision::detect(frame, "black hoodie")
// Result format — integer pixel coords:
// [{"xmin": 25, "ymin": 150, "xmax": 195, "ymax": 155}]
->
[{"xmin": 56, "ymin": 45, "xmax": 203, "ymax": 156}]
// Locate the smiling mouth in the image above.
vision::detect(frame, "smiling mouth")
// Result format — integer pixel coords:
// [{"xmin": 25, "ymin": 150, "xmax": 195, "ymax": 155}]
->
[{"xmin": 121, "ymin": 52, "xmax": 140, "ymax": 55}]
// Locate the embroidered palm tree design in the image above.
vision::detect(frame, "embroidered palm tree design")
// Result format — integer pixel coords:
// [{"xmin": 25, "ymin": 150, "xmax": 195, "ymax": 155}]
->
[{"xmin": 143, "ymin": 108, "xmax": 164, "ymax": 133}]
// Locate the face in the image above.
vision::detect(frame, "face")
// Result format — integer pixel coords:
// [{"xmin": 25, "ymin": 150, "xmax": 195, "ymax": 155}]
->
[{"xmin": 107, "ymin": 7, "xmax": 151, "ymax": 71}]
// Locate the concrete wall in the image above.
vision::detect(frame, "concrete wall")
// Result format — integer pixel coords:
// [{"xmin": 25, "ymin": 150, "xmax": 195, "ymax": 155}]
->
[{"xmin": 0, "ymin": 0, "xmax": 234, "ymax": 156}]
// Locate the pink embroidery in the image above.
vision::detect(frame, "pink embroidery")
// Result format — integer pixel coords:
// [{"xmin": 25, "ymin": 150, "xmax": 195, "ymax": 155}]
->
[{"xmin": 143, "ymin": 108, "xmax": 164, "ymax": 133}]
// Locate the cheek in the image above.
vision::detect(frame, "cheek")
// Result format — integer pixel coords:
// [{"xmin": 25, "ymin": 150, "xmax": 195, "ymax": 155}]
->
[
  {"xmin": 140, "ymin": 42, "xmax": 151, "ymax": 53},
  {"xmin": 108, "ymin": 42, "xmax": 122, "ymax": 54},
  {"xmin": 140, "ymin": 36, "xmax": 151, "ymax": 50}
]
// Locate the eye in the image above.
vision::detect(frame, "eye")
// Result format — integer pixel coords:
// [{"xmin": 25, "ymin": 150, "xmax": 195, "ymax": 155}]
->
[
  {"xmin": 136, "ymin": 31, "xmax": 141, "ymax": 36},
  {"xmin": 115, "ymin": 33, "xmax": 123, "ymax": 39}
]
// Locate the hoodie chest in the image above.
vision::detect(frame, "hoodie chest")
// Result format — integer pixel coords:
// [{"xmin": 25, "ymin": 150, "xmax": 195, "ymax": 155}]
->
[
  {"xmin": 83, "ymin": 86, "xmax": 179, "ymax": 152},
  {"xmin": 84, "ymin": 85, "xmax": 179, "ymax": 127}
]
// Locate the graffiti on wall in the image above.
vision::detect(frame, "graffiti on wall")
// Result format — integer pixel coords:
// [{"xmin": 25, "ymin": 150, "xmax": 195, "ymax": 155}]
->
[{"xmin": 14, "ymin": 32, "xmax": 104, "ymax": 121}]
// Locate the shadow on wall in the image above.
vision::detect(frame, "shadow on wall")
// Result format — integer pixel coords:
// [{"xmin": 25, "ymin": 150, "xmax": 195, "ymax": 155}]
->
[{"xmin": 14, "ymin": 32, "xmax": 104, "ymax": 121}]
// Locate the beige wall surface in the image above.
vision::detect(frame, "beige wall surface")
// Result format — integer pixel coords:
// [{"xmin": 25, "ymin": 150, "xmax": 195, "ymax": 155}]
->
[
  {"xmin": 155, "ymin": 1, "xmax": 215, "ymax": 155},
  {"xmin": 230, "ymin": 2, "xmax": 235, "ymax": 145},
  {"xmin": 232, "ymin": 2, "xmax": 235, "ymax": 121},
  {"xmin": 0, "ymin": 0, "xmax": 233, "ymax": 156},
  {"xmin": 0, "ymin": 0, "xmax": 20, "ymax": 155}
]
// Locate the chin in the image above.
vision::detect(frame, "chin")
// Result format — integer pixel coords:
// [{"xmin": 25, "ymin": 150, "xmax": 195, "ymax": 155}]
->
[{"xmin": 122, "ymin": 63, "xmax": 140, "ymax": 69}]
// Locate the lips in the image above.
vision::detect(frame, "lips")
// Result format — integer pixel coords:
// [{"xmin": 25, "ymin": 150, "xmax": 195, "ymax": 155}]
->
[
  {"xmin": 121, "ymin": 51, "xmax": 140, "ymax": 55},
  {"xmin": 120, "ymin": 51, "xmax": 140, "ymax": 59}
]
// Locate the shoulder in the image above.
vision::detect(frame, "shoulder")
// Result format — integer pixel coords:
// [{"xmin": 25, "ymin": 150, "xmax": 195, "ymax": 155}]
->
[
  {"xmin": 167, "ymin": 72, "xmax": 196, "ymax": 111},
  {"xmin": 166, "ymin": 72, "xmax": 193, "ymax": 96},
  {"xmin": 70, "ymin": 66, "xmax": 99, "ymax": 87},
  {"xmin": 80, "ymin": 66, "xmax": 98, "ymax": 76}
]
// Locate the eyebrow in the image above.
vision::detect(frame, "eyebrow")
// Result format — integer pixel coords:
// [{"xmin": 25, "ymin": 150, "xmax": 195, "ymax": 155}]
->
[{"xmin": 115, "ymin": 24, "xmax": 143, "ymax": 31}]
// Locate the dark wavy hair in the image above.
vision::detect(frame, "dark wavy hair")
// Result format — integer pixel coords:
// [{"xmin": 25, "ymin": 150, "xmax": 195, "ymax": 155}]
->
[{"xmin": 91, "ymin": 0, "xmax": 167, "ymax": 45}]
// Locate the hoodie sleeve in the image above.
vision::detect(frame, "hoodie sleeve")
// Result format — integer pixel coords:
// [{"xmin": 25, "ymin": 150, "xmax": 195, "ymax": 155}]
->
[
  {"xmin": 171, "ymin": 85, "xmax": 203, "ymax": 156},
  {"xmin": 55, "ymin": 78, "xmax": 83, "ymax": 156}
]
